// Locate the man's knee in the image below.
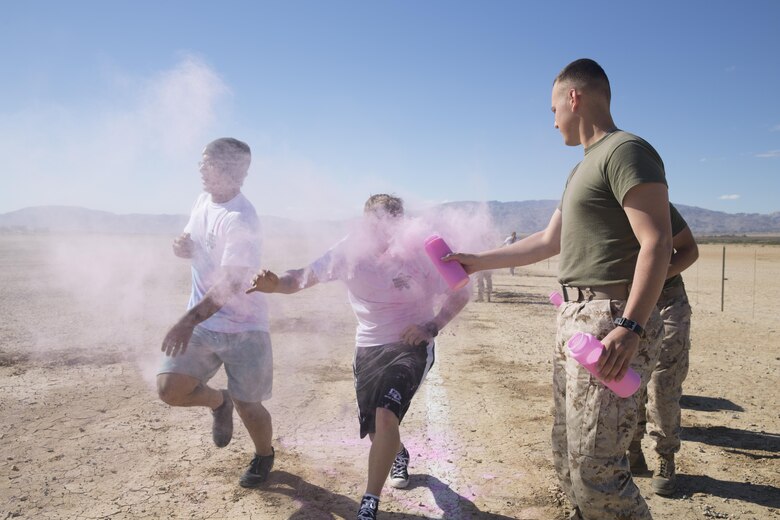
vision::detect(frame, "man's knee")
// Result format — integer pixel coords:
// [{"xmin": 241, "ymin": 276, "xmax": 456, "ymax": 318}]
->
[
  {"xmin": 375, "ymin": 407, "xmax": 400, "ymax": 431},
  {"xmin": 233, "ymin": 397, "xmax": 261, "ymax": 415},
  {"xmin": 157, "ymin": 373, "xmax": 196, "ymax": 406}
]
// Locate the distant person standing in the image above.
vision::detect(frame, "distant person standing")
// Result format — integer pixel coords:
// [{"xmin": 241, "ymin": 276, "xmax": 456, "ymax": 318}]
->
[
  {"xmin": 157, "ymin": 138, "xmax": 276, "ymax": 488},
  {"xmin": 503, "ymin": 231, "xmax": 518, "ymax": 275},
  {"xmin": 476, "ymin": 270, "xmax": 493, "ymax": 302},
  {"xmin": 629, "ymin": 203, "xmax": 698, "ymax": 496},
  {"xmin": 445, "ymin": 59, "xmax": 672, "ymax": 519}
]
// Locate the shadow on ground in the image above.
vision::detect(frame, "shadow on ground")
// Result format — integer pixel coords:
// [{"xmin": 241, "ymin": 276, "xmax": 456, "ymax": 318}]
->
[
  {"xmin": 682, "ymin": 425, "xmax": 780, "ymax": 453},
  {"xmin": 259, "ymin": 470, "xmax": 519, "ymax": 519},
  {"xmin": 492, "ymin": 291, "xmax": 549, "ymax": 306},
  {"xmin": 676, "ymin": 474, "xmax": 780, "ymax": 509},
  {"xmin": 680, "ymin": 395, "xmax": 744, "ymax": 412}
]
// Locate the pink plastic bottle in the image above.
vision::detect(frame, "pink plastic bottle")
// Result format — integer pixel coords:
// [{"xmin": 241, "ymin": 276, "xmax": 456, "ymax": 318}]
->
[
  {"xmin": 549, "ymin": 291, "xmax": 564, "ymax": 308},
  {"xmin": 567, "ymin": 332, "xmax": 641, "ymax": 398},
  {"xmin": 424, "ymin": 234, "xmax": 470, "ymax": 290}
]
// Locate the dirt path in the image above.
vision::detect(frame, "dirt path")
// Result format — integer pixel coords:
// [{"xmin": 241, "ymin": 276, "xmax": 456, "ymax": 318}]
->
[{"xmin": 1, "ymin": 236, "xmax": 778, "ymax": 519}]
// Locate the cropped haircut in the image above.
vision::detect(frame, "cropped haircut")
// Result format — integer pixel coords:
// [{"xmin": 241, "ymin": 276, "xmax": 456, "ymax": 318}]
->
[
  {"xmin": 554, "ymin": 58, "xmax": 611, "ymax": 102},
  {"xmin": 364, "ymin": 194, "xmax": 404, "ymax": 218},
  {"xmin": 204, "ymin": 137, "xmax": 252, "ymax": 184}
]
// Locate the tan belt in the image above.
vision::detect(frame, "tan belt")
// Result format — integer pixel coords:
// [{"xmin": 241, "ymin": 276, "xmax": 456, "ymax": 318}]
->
[{"xmin": 561, "ymin": 284, "xmax": 630, "ymax": 302}]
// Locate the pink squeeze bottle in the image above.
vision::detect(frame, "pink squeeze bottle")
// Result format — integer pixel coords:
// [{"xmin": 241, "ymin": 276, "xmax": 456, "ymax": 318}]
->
[
  {"xmin": 549, "ymin": 291, "xmax": 564, "ymax": 308},
  {"xmin": 424, "ymin": 235, "xmax": 470, "ymax": 290},
  {"xmin": 567, "ymin": 332, "xmax": 641, "ymax": 398}
]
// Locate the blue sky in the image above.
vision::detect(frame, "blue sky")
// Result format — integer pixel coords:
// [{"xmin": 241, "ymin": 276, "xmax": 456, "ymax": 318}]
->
[{"xmin": 2, "ymin": 1, "xmax": 779, "ymax": 220}]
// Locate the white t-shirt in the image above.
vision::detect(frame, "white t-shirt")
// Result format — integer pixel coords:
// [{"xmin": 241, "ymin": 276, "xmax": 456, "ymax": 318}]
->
[
  {"xmin": 184, "ymin": 192, "xmax": 269, "ymax": 333},
  {"xmin": 503, "ymin": 235, "xmax": 517, "ymax": 246},
  {"xmin": 308, "ymin": 235, "xmax": 449, "ymax": 348}
]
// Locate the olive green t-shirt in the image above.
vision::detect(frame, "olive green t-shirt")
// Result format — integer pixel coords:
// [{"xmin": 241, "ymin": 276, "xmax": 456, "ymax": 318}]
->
[
  {"xmin": 558, "ymin": 130, "xmax": 668, "ymax": 286},
  {"xmin": 664, "ymin": 203, "xmax": 688, "ymax": 289}
]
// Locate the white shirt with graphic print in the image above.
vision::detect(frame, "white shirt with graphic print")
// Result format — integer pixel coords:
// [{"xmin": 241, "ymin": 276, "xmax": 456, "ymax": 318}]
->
[
  {"xmin": 184, "ymin": 192, "xmax": 269, "ymax": 333},
  {"xmin": 308, "ymin": 235, "xmax": 449, "ymax": 348}
]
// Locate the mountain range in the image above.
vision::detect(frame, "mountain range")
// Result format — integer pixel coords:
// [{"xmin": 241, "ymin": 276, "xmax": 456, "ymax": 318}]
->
[{"xmin": 1, "ymin": 202, "xmax": 779, "ymax": 236}]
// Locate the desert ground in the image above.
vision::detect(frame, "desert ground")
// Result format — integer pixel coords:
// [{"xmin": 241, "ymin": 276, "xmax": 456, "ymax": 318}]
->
[{"xmin": 1, "ymin": 233, "xmax": 778, "ymax": 519}]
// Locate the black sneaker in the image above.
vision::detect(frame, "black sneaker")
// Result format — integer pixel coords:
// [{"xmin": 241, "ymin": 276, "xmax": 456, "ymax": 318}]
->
[
  {"xmin": 357, "ymin": 494, "xmax": 379, "ymax": 520},
  {"xmin": 211, "ymin": 389, "xmax": 234, "ymax": 448},
  {"xmin": 239, "ymin": 448, "xmax": 275, "ymax": 488},
  {"xmin": 389, "ymin": 445, "xmax": 410, "ymax": 489}
]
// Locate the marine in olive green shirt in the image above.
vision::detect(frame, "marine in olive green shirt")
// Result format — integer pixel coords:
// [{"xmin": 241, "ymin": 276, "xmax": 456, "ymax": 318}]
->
[{"xmin": 558, "ymin": 130, "xmax": 668, "ymax": 287}]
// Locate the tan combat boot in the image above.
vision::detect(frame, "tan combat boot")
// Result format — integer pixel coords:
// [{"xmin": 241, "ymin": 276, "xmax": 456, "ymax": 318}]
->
[{"xmin": 652, "ymin": 453, "xmax": 676, "ymax": 495}]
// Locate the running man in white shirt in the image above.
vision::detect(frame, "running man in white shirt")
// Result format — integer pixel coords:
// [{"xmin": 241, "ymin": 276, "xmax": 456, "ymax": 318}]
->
[
  {"xmin": 246, "ymin": 194, "xmax": 470, "ymax": 520},
  {"xmin": 158, "ymin": 138, "xmax": 276, "ymax": 488}
]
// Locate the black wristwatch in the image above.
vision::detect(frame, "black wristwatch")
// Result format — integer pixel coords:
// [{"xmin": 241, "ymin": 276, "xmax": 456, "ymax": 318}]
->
[
  {"xmin": 423, "ymin": 321, "xmax": 439, "ymax": 338},
  {"xmin": 613, "ymin": 317, "xmax": 645, "ymax": 338}
]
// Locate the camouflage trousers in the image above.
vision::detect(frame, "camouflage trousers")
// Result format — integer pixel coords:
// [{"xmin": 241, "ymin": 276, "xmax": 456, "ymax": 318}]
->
[
  {"xmin": 476, "ymin": 271, "xmax": 493, "ymax": 301},
  {"xmin": 553, "ymin": 298, "xmax": 663, "ymax": 520},
  {"xmin": 634, "ymin": 285, "xmax": 692, "ymax": 455}
]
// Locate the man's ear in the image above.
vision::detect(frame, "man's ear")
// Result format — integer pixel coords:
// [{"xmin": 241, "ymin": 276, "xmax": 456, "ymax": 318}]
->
[{"xmin": 568, "ymin": 88, "xmax": 580, "ymax": 112}]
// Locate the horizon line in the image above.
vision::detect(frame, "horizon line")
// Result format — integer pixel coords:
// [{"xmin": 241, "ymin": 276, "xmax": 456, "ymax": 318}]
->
[{"xmin": 1, "ymin": 201, "xmax": 778, "ymax": 220}]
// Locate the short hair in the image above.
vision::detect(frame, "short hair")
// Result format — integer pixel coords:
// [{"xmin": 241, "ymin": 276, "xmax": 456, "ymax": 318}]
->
[
  {"xmin": 364, "ymin": 194, "xmax": 404, "ymax": 218},
  {"xmin": 554, "ymin": 59, "xmax": 611, "ymax": 102},
  {"xmin": 204, "ymin": 137, "xmax": 251, "ymax": 184}
]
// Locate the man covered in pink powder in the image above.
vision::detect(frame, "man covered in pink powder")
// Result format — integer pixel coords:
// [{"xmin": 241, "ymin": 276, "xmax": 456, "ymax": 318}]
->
[{"xmin": 246, "ymin": 194, "xmax": 470, "ymax": 520}]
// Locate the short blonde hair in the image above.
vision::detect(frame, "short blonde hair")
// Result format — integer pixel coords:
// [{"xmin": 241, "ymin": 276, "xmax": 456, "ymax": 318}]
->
[{"xmin": 364, "ymin": 194, "xmax": 404, "ymax": 218}]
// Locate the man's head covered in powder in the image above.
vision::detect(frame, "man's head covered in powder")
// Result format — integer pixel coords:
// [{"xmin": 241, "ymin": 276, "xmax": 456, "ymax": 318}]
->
[
  {"xmin": 364, "ymin": 193, "xmax": 404, "ymax": 218},
  {"xmin": 362, "ymin": 194, "xmax": 404, "ymax": 248},
  {"xmin": 200, "ymin": 137, "xmax": 252, "ymax": 190}
]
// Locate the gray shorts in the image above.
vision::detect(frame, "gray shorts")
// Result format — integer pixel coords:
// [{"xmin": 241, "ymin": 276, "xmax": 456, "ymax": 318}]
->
[{"xmin": 158, "ymin": 326, "xmax": 273, "ymax": 403}]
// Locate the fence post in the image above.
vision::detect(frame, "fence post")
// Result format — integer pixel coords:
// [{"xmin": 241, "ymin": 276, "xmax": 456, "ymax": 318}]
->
[
  {"xmin": 721, "ymin": 246, "xmax": 726, "ymax": 312},
  {"xmin": 753, "ymin": 249, "xmax": 757, "ymax": 319}
]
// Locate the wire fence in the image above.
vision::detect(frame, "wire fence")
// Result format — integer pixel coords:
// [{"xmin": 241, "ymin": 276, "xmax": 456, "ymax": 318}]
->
[
  {"xmin": 687, "ymin": 244, "xmax": 780, "ymax": 320},
  {"xmin": 520, "ymin": 244, "xmax": 780, "ymax": 322}
]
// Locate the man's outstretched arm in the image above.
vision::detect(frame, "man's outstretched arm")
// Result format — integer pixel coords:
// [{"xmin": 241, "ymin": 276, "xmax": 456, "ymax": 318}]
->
[
  {"xmin": 162, "ymin": 265, "xmax": 249, "ymax": 357},
  {"xmin": 444, "ymin": 210, "xmax": 562, "ymax": 274},
  {"xmin": 245, "ymin": 267, "xmax": 320, "ymax": 295}
]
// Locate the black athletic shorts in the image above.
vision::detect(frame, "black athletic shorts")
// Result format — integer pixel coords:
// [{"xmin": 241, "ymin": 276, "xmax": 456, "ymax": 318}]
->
[{"xmin": 353, "ymin": 340, "xmax": 435, "ymax": 439}]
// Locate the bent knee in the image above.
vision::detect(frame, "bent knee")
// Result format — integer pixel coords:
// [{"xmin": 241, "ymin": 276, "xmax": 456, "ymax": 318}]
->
[
  {"xmin": 156, "ymin": 374, "xmax": 196, "ymax": 406},
  {"xmin": 375, "ymin": 407, "xmax": 400, "ymax": 429},
  {"xmin": 232, "ymin": 397, "xmax": 265, "ymax": 415}
]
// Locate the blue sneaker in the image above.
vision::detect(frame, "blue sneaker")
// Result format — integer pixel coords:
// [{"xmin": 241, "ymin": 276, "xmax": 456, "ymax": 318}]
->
[{"xmin": 357, "ymin": 494, "xmax": 379, "ymax": 520}]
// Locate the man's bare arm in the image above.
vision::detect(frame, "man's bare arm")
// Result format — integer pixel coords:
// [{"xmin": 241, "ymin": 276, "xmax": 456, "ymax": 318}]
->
[
  {"xmin": 246, "ymin": 267, "xmax": 319, "ymax": 295},
  {"xmin": 400, "ymin": 285, "xmax": 471, "ymax": 346},
  {"xmin": 667, "ymin": 226, "xmax": 699, "ymax": 279},
  {"xmin": 162, "ymin": 266, "xmax": 249, "ymax": 357},
  {"xmin": 444, "ymin": 210, "xmax": 562, "ymax": 273},
  {"xmin": 431, "ymin": 285, "xmax": 471, "ymax": 331},
  {"xmin": 598, "ymin": 183, "xmax": 672, "ymax": 380}
]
